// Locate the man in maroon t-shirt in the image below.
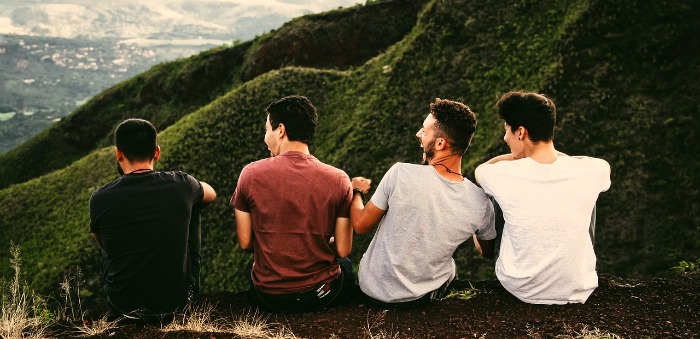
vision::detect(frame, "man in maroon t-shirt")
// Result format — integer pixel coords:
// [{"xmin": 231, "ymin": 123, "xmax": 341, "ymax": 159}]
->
[{"xmin": 231, "ymin": 95, "xmax": 359, "ymax": 312}]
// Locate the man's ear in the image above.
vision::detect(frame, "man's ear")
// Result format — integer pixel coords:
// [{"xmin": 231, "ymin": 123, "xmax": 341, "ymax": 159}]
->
[
  {"xmin": 153, "ymin": 145, "xmax": 161, "ymax": 162},
  {"xmin": 115, "ymin": 147, "xmax": 124, "ymax": 161},
  {"xmin": 277, "ymin": 123, "xmax": 287, "ymax": 139},
  {"xmin": 517, "ymin": 126, "xmax": 527, "ymax": 141},
  {"xmin": 435, "ymin": 137, "xmax": 447, "ymax": 151}
]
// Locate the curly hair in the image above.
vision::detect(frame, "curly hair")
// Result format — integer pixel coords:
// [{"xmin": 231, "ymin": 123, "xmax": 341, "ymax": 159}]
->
[
  {"xmin": 429, "ymin": 98, "xmax": 477, "ymax": 155},
  {"xmin": 266, "ymin": 95, "xmax": 318, "ymax": 145},
  {"xmin": 496, "ymin": 91, "xmax": 556, "ymax": 142}
]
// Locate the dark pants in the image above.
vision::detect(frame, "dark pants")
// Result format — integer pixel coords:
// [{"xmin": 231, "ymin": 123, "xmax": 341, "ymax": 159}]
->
[{"xmin": 247, "ymin": 258, "xmax": 355, "ymax": 313}]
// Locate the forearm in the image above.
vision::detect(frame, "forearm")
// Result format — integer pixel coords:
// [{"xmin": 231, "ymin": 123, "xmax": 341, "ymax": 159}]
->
[{"xmin": 350, "ymin": 194, "xmax": 370, "ymax": 234}]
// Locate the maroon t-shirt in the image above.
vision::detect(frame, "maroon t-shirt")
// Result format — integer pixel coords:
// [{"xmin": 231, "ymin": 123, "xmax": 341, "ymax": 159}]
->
[{"xmin": 231, "ymin": 151, "xmax": 352, "ymax": 294}]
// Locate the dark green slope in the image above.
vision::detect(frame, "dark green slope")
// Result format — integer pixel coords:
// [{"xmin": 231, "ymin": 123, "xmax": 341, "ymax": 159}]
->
[
  {"xmin": 0, "ymin": 0, "xmax": 697, "ymax": 303},
  {"xmin": 0, "ymin": 0, "xmax": 426, "ymax": 190}
]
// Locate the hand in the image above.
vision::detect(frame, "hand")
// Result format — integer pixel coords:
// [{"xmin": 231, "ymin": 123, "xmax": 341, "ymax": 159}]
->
[{"xmin": 352, "ymin": 177, "xmax": 372, "ymax": 194}]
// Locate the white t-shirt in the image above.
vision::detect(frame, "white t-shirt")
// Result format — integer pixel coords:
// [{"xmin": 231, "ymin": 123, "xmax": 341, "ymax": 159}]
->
[
  {"xmin": 359, "ymin": 163, "xmax": 496, "ymax": 303},
  {"xmin": 476, "ymin": 156, "xmax": 611, "ymax": 304}
]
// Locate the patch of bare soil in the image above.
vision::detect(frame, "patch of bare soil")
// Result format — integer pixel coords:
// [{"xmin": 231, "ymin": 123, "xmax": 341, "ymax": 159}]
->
[{"xmin": 49, "ymin": 273, "xmax": 699, "ymax": 338}]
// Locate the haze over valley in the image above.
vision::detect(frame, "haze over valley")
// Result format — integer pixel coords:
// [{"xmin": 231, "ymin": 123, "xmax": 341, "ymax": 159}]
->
[{"xmin": 0, "ymin": 0, "xmax": 364, "ymax": 153}]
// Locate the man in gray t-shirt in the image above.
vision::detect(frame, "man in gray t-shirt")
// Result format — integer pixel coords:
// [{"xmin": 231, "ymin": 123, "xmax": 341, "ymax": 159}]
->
[{"xmin": 351, "ymin": 99, "xmax": 496, "ymax": 306}]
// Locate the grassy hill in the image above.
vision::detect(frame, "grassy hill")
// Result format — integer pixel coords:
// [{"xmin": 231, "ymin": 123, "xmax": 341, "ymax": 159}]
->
[
  {"xmin": 0, "ymin": 0, "xmax": 698, "ymax": 307},
  {"xmin": 0, "ymin": 0, "xmax": 425, "ymax": 190}
]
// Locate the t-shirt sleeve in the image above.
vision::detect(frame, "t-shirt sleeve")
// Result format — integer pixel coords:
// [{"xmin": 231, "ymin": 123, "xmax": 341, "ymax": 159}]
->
[
  {"xmin": 231, "ymin": 165, "xmax": 251, "ymax": 212},
  {"xmin": 474, "ymin": 192, "xmax": 497, "ymax": 240},
  {"xmin": 184, "ymin": 173, "xmax": 205, "ymax": 207},
  {"xmin": 336, "ymin": 172, "xmax": 353, "ymax": 218},
  {"xmin": 474, "ymin": 163, "xmax": 495, "ymax": 196},
  {"xmin": 369, "ymin": 163, "xmax": 400, "ymax": 211}
]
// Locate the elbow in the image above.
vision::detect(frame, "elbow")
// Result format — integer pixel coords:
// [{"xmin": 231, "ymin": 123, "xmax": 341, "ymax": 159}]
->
[
  {"xmin": 336, "ymin": 247, "xmax": 351, "ymax": 259},
  {"xmin": 238, "ymin": 239, "xmax": 251, "ymax": 251},
  {"xmin": 351, "ymin": 222, "xmax": 371, "ymax": 235}
]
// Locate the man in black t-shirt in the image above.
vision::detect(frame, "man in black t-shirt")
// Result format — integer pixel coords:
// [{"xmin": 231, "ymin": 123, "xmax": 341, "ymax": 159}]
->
[{"xmin": 89, "ymin": 119, "xmax": 216, "ymax": 317}]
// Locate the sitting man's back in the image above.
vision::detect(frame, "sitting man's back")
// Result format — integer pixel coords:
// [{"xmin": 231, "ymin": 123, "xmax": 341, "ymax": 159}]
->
[
  {"xmin": 351, "ymin": 98, "xmax": 496, "ymax": 307},
  {"xmin": 232, "ymin": 95, "xmax": 354, "ymax": 313},
  {"xmin": 90, "ymin": 118, "xmax": 216, "ymax": 316},
  {"xmin": 476, "ymin": 91, "xmax": 611, "ymax": 304}
]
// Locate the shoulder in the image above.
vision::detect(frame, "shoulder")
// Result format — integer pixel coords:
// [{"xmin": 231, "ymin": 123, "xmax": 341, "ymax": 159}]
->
[
  {"xmin": 563, "ymin": 156, "xmax": 610, "ymax": 173},
  {"xmin": 241, "ymin": 157, "xmax": 276, "ymax": 174},
  {"xmin": 388, "ymin": 162, "xmax": 426, "ymax": 175},
  {"xmin": 315, "ymin": 159, "xmax": 349, "ymax": 177},
  {"xmin": 90, "ymin": 177, "xmax": 121, "ymax": 201}
]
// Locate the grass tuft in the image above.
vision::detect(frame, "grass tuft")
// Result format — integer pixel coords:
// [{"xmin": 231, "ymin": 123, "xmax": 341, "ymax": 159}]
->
[
  {"xmin": 442, "ymin": 282, "xmax": 483, "ymax": 301},
  {"xmin": 0, "ymin": 243, "xmax": 48, "ymax": 339},
  {"xmin": 72, "ymin": 315, "xmax": 120, "ymax": 337},
  {"xmin": 528, "ymin": 323, "xmax": 622, "ymax": 339},
  {"xmin": 162, "ymin": 305, "xmax": 296, "ymax": 338},
  {"xmin": 163, "ymin": 303, "xmax": 228, "ymax": 333},
  {"xmin": 364, "ymin": 310, "xmax": 399, "ymax": 339}
]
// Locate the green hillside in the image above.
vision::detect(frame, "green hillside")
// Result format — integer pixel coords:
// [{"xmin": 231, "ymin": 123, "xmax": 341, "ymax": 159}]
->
[
  {"xmin": 0, "ymin": 0, "xmax": 698, "ymax": 307},
  {"xmin": 0, "ymin": 0, "xmax": 425, "ymax": 190}
]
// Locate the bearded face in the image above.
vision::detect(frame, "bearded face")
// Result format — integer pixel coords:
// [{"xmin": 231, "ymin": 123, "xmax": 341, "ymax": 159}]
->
[{"xmin": 421, "ymin": 137, "xmax": 436, "ymax": 165}]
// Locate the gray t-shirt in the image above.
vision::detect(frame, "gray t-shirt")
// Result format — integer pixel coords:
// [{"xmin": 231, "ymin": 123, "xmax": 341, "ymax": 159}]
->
[{"xmin": 359, "ymin": 163, "xmax": 496, "ymax": 303}]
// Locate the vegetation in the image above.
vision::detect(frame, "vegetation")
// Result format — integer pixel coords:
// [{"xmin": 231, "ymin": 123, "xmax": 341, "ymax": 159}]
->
[
  {"xmin": 0, "ymin": 244, "xmax": 48, "ymax": 339},
  {"xmin": 672, "ymin": 258, "xmax": 700, "ymax": 273},
  {"xmin": 0, "ymin": 0, "xmax": 697, "ymax": 314}
]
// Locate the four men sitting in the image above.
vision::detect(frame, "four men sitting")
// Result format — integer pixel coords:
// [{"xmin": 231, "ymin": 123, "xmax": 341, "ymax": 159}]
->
[{"xmin": 91, "ymin": 92, "xmax": 610, "ymax": 316}]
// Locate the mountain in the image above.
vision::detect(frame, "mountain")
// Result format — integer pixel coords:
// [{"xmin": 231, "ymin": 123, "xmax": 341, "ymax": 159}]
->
[
  {"xmin": 0, "ymin": 0, "xmax": 698, "ymax": 308},
  {"xmin": 0, "ymin": 0, "xmax": 364, "ymax": 153}
]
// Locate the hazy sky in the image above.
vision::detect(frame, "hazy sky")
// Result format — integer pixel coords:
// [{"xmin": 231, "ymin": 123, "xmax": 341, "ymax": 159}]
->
[{"xmin": 0, "ymin": 0, "xmax": 367, "ymax": 39}]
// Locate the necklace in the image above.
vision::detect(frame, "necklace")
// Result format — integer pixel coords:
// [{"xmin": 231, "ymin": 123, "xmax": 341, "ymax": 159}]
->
[
  {"xmin": 432, "ymin": 163, "xmax": 464, "ymax": 177},
  {"xmin": 127, "ymin": 168, "xmax": 154, "ymax": 175}
]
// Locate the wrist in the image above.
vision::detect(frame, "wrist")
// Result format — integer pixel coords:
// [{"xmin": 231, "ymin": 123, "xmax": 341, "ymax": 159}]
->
[{"xmin": 352, "ymin": 188, "xmax": 364, "ymax": 199}]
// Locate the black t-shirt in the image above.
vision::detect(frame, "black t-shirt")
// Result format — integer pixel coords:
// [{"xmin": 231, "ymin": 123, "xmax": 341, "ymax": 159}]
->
[{"xmin": 89, "ymin": 171, "xmax": 204, "ymax": 313}]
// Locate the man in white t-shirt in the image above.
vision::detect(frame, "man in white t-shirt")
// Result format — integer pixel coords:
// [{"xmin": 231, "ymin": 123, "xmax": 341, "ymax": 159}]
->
[
  {"xmin": 475, "ymin": 91, "xmax": 611, "ymax": 304},
  {"xmin": 351, "ymin": 98, "xmax": 496, "ymax": 308}
]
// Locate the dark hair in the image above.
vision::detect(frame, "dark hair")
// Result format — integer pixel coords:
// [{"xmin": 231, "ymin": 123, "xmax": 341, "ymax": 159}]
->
[
  {"xmin": 114, "ymin": 119, "xmax": 158, "ymax": 162},
  {"xmin": 429, "ymin": 98, "xmax": 477, "ymax": 155},
  {"xmin": 496, "ymin": 91, "xmax": 556, "ymax": 142},
  {"xmin": 266, "ymin": 95, "xmax": 318, "ymax": 145}
]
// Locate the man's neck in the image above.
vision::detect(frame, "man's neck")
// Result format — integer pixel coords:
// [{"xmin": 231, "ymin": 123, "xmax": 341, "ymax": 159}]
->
[
  {"xmin": 429, "ymin": 153, "xmax": 463, "ymax": 181},
  {"xmin": 526, "ymin": 141, "xmax": 558, "ymax": 164},
  {"xmin": 278, "ymin": 141, "xmax": 310, "ymax": 156},
  {"xmin": 120, "ymin": 161, "xmax": 155, "ymax": 174}
]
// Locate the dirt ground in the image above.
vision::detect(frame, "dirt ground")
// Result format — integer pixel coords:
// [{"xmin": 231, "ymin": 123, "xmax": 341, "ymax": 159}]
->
[{"xmin": 50, "ymin": 273, "xmax": 699, "ymax": 338}]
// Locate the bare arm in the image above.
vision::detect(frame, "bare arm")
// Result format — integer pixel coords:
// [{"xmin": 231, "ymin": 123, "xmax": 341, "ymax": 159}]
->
[
  {"xmin": 200, "ymin": 181, "xmax": 217, "ymax": 205},
  {"xmin": 333, "ymin": 217, "xmax": 352, "ymax": 258},
  {"xmin": 350, "ymin": 176, "xmax": 386, "ymax": 234},
  {"xmin": 472, "ymin": 235, "xmax": 494, "ymax": 259},
  {"xmin": 234, "ymin": 208, "xmax": 253, "ymax": 251}
]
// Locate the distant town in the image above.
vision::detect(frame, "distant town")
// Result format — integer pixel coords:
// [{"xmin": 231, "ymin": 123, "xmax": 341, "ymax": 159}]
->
[{"xmin": 0, "ymin": 34, "xmax": 213, "ymax": 152}]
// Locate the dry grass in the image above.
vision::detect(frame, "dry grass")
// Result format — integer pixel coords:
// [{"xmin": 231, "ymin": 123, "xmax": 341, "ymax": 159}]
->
[
  {"xmin": 363, "ymin": 310, "xmax": 399, "ymax": 339},
  {"xmin": 0, "ymin": 244, "xmax": 48, "ymax": 339},
  {"xmin": 163, "ymin": 303, "xmax": 228, "ymax": 333},
  {"xmin": 162, "ymin": 304, "xmax": 296, "ymax": 338},
  {"xmin": 72, "ymin": 315, "xmax": 120, "ymax": 337},
  {"xmin": 527, "ymin": 323, "xmax": 623, "ymax": 339}
]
